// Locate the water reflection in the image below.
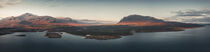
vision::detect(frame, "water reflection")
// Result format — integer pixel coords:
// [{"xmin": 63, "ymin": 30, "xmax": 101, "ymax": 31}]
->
[
  {"xmin": 84, "ymin": 35, "xmax": 121, "ymax": 40},
  {"xmin": 67, "ymin": 32, "xmax": 128, "ymax": 40},
  {"xmin": 15, "ymin": 34, "xmax": 26, "ymax": 37}
]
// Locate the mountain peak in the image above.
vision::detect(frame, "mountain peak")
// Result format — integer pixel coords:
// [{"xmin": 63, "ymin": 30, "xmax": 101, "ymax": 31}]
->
[{"xmin": 20, "ymin": 13, "xmax": 37, "ymax": 17}]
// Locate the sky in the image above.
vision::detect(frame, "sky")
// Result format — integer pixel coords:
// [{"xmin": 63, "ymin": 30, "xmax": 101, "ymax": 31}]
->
[{"xmin": 0, "ymin": 0, "xmax": 210, "ymax": 23}]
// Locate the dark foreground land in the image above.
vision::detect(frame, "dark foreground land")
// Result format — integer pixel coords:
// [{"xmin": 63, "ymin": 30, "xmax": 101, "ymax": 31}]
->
[{"xmin": 0, "ymin": 23, "xmax": 204, "ymax": 36}]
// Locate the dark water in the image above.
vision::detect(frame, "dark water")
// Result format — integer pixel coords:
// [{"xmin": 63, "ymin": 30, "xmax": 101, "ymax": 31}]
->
[{"xmin": 0, "ymin": 26, "xmax": 210, "ymax": 52}]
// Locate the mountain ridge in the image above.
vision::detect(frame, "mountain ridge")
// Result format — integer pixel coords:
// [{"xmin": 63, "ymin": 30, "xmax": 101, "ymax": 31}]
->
[
  {"xmin": 117, "ymin": 15, "xmax": 204, "ymax": 27},
  {"xmin": 0, "ymin": 13, "xmax": 85, "ymax": 28}
]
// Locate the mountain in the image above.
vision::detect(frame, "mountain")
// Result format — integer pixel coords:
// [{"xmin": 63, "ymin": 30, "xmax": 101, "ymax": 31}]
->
[
  {"xmin": 0, "ymin": 13, "xmax": 84, "ymax": 28},
  {"xmin": 119, "ymin": 15, "xmax": 164, "ymax": 22},
  {"xmin": 118, "ymin": 15, "xmax": 204, "ymax": 27},
  {"xmin": 118, "ymin": 15, "xmax": 166, "ymax": 26}
]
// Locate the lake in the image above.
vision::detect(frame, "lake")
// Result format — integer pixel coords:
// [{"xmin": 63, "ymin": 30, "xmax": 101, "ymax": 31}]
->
[{"xmin": 0, "ymin": 26, "xmax": 210, "ymax": 52}]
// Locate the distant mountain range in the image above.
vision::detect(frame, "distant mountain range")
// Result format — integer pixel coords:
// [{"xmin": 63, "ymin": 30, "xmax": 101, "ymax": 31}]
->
[
  {"xmin": 0, "ymin": 13, "xmax": 204, "ymax": 29},
  {"xmin": 0, "ymin": 13, "xmax": 84, "ymax": 28},
  {"xmin": 78, "ymin": 19, "xmax": 116, "ymax": 24}
]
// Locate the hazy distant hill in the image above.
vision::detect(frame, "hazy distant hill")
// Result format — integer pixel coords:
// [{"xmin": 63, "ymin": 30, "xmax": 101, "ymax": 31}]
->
[{"xmin": 78, "ymin": 19, "xmax": 116, "ymax": 24}]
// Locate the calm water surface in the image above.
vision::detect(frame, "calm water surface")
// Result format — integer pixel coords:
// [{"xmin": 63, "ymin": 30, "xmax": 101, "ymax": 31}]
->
[{"xmin": 0, "ymin": 26, "xmax": 210, "ymax": 52}]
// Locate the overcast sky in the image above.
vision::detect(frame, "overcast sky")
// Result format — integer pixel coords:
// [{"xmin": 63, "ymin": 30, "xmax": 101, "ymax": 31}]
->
[{"xmin": 0, "ymin": 0, "xmax": 210, "ymax": 22}]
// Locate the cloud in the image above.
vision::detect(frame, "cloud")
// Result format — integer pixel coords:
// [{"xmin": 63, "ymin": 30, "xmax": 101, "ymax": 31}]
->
[
  {"xmin": 181, "ymin": 16, "xmax": 210, "ymax": 24},
  {"xmin": 166, "ymin": 9, "xmax": 210, "ymax": 24},
  {"xmin": 0, "ymin": 0, "xmax": 22, "ymax": 8},
  {"xmin": 173, "ymin": 9, "xmax": 210, "ymax": 17}
]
